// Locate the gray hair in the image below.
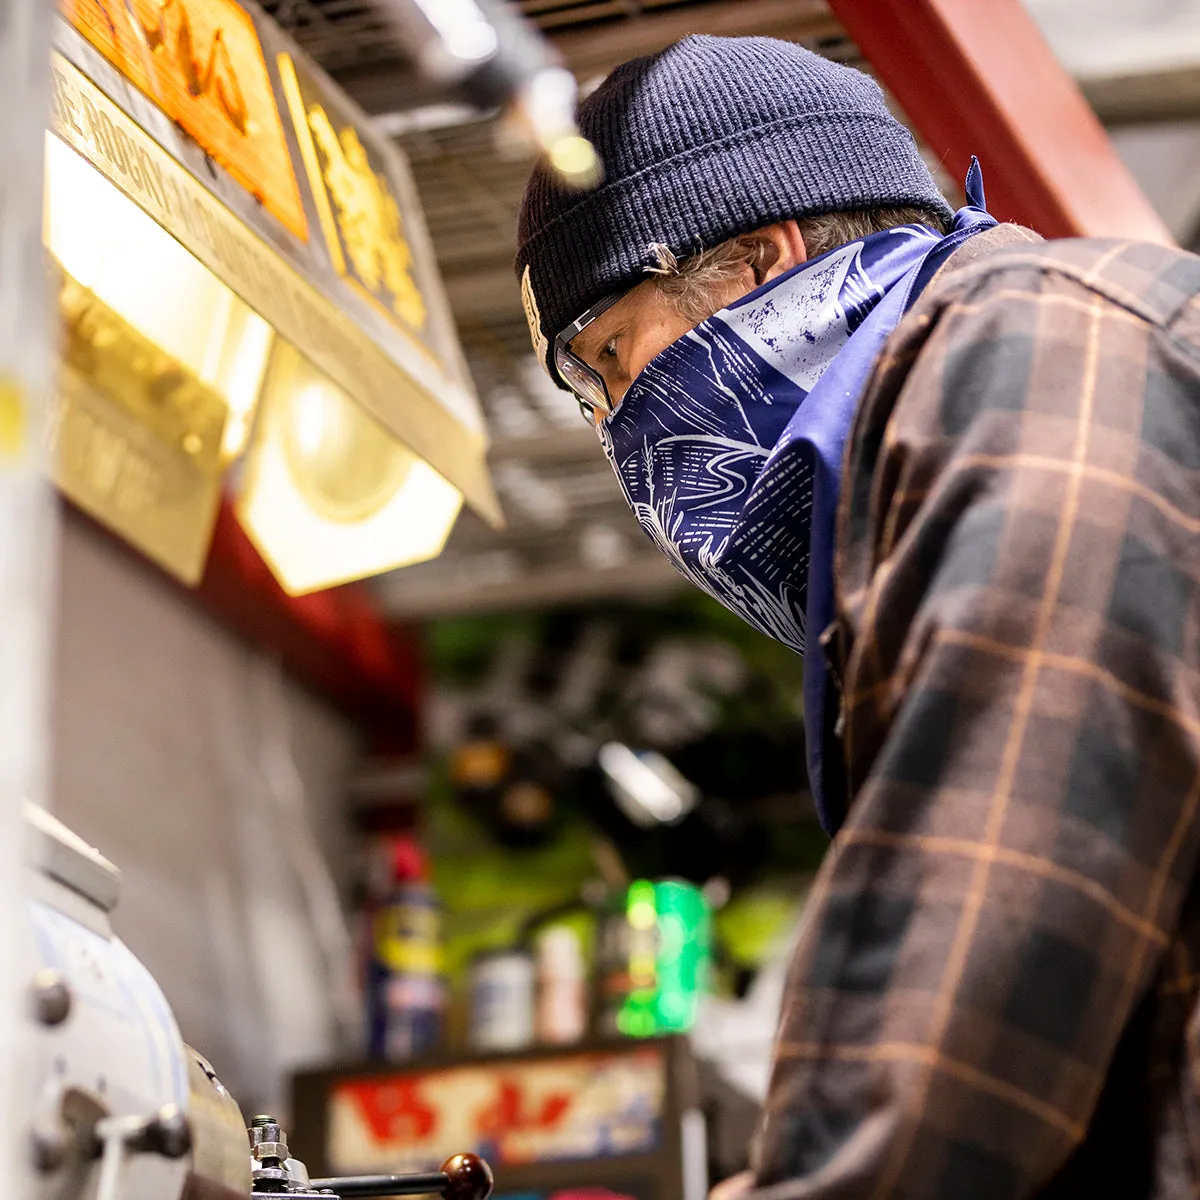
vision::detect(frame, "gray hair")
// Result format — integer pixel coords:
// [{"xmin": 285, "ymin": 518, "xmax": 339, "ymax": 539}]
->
[{"xmin": 644, "ymin": 206, "xmax": 951, "ymax": 324}]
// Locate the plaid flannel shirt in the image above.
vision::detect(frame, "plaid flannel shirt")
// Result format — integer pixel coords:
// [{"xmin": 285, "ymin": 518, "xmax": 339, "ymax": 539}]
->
[{"xmin": 753, "ymin": 227, "xmax": 1200, "ymax": 1199}]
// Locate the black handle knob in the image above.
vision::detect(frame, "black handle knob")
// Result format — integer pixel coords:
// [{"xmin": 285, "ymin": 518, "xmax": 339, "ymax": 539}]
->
[{"xmin": 441, "ymin": 1153, "xmax": 493, "ymax": 1200}]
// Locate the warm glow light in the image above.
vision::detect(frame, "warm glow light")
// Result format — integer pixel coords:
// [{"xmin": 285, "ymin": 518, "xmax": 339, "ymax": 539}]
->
[
  {"xmin": 548, "ymin": 135, "xmax": 603, "ymax": 189},
  {"xmin": 281, "ymin": 381, "xmax": 416, "ymax": 523},
  {"xmin": 43, "ymin": 134, "xmax": 273, "ymax": 460},
  {"xmin": 237, "ymin": 343, "xmax": 462, "ymax": 595},
  {"xmin": 43, "ymin": 132, "xmax": 464, "ymax": 593}
]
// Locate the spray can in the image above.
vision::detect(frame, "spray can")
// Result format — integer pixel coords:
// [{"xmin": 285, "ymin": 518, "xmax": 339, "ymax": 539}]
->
[{"xmin": 366, "ymin": 837, "xmax": 445, "ymax": 1061}]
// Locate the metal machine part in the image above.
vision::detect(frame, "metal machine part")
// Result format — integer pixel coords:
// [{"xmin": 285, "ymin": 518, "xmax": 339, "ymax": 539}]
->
[
  {"xmin": 310, "ymin": 1156, "xmax": 494, "ymax": 1200},
  {"xmin": 248, "ymin": 1113, "xmax": 492, "ymax": 1200},
  {"xmin": 369, "ymin": 0, "xmax": 601, "ymax": 189},
  {"xmin": 25, "ymin": 803, "xmax": 194, "ymax": 1200},
  {"xmin": 184, "ymin": 1052, "xmax": 255, "ymax": 1200},
  {"xmin": 251, "ymin": 1115, "xmax": 493, "ymax": 1200},
  {"xmin": 22, "ymin": 806, "xmax": 493, "ymax": 1200}
]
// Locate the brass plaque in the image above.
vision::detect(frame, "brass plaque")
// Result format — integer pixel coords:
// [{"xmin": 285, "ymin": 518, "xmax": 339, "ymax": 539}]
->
[{"xmin": 51, "ymin": 271, "xmax": 227, "ymax": 584}]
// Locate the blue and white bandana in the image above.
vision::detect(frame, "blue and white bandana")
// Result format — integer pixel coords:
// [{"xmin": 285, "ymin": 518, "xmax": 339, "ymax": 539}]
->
[{"xmin": 598, "ymin": 163, "xmax": 996, "ymax": 833}]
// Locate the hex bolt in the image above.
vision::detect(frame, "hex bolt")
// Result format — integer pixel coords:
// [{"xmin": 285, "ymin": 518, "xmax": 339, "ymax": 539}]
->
[{"xmin": 249, "ymin": 1115, "xmax": 293, "ymax": 1193}]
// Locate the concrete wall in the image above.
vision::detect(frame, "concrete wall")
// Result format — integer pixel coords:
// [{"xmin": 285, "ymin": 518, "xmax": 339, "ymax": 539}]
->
[{"xmin": 50, "ymin": 511, "xmax": 361, "ymax": 1116}]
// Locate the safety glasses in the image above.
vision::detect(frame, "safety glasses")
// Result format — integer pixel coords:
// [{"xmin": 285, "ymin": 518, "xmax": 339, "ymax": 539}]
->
[{"xmin": 553, "ymin": 290, "xmax": 626, "ymax": 422}]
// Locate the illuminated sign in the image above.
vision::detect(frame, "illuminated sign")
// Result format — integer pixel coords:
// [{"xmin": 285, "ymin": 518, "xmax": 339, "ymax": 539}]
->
[
  {"xmin": 48, "ymin": 54, "xmax": 501, "ymax": 529},
  {"xmin": 61, "ymin": 0, "xmax": 307, "ymax": 240},
  {"xmin": 279, "ymin": 52, "xmax": 429, "ymax": 336}
]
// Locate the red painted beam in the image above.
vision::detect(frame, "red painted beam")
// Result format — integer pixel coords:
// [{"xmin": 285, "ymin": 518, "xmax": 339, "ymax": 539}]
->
[
  {"xmin": 194, "ymin": 499, "xmax": 422, "ymax": 753},
  {"xmin": 827, "ymin": 0, "xmax": 1175, "ymax": 244}
]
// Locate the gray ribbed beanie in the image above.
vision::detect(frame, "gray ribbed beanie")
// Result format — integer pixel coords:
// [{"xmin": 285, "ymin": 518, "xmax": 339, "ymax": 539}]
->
[{"xmin": 515, "ymin": 34, "xmax": 953, "ymax": 384}]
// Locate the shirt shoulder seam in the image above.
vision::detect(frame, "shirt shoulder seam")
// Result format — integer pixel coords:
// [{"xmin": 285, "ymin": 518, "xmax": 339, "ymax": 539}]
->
[{"xmin": 932, "ymin": 248, "xmax": 1200, "ymax": 366}]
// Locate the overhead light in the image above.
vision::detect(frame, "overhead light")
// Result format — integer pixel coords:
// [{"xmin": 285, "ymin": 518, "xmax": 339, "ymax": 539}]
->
[
  {"xmin": 598, "ymin": 743, "xmax": 700, "ymax": 829},
  {"xmin": 42, "ymin": 133, "xmax": 276, "ymax": 582},
  {"xmin": 236, "ymin": 341, "xmax": 463, "ymax": 595},
  {"xmin": 44, "ymin": 132, "xmax": 464, "ymax": 595},
  {"xmin": 43, "ymin": 134, "xmax": 273, "ymax": 464},
  {"xmin": 405, "ymin": 0, "xmax": 499, "ymax": 72}
]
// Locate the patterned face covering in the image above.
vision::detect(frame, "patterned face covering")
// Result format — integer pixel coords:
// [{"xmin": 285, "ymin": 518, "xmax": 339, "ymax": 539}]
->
[{"xmin": 597, "ymin": 164, "xmax": 995, "ymax": 830}]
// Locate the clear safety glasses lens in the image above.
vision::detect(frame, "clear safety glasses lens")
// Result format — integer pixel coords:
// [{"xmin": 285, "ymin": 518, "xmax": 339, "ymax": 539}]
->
[
  {"xmin": 555, "ymin": 346, "xmax": 611, "ymax": 421},
  {"xmin": 553, "ymin": 291, "xmax": 625, "ymax": 422}
]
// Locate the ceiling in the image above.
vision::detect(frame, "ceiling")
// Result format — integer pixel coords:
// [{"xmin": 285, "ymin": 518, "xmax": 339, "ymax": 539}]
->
[{"xmin": 258, "ymin": 0, "xmax": 1200, "ymax": 618}]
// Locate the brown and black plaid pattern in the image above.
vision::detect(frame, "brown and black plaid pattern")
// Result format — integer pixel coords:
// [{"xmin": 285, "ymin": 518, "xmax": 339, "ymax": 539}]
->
[{"xmin": 752, "ymin": 231, "xmax": 1200, "ymax": 1199}]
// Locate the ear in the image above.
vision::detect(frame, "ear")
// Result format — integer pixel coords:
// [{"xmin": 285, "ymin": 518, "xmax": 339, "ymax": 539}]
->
[{"xmin": 743, "ymin": 221, "xmax": 808, "ymax": 285}]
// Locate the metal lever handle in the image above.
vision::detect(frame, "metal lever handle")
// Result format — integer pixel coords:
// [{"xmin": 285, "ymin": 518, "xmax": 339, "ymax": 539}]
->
[
  {"xmin": 311, "ymin": 1152, "xmax": 493, "ymax": 1200},
  {"xmin": 312, "ymin": 1176, "xmax": 448, "ymax": 1195},
  {"xmin": 310, "ymin": 1174, "xmax": 447, "ymax": 1197}
]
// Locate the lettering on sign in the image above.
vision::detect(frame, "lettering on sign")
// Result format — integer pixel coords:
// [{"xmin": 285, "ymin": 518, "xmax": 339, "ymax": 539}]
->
[
  {"xmin": 327, "ymin": 1049, "xmax": 665, "ymax": 1174},
  {"xmin": 61, "ymin": 0, "xmax": 307, "ymax": 239},
  {"xmin": 310, "ymin": 112, "xmax": 426, "ymax": 328},
  {"xmin": 279, "ymin": 53, "xmax": 427, "ymax": 333}
]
